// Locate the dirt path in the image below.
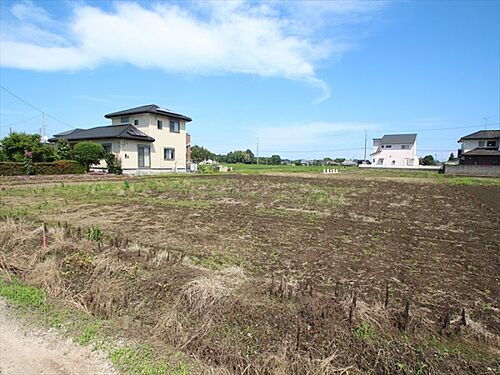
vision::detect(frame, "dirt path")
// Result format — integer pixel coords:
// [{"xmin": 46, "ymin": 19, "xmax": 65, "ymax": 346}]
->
[{"xmin": 0, "ymin": 299, "xmax": 117, "ymax": 375}]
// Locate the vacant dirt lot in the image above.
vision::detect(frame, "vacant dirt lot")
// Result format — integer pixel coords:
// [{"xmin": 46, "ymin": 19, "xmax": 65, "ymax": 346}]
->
[{"xmin": 1, "ymin": 174, "xmax": 499, "ymax": 373}]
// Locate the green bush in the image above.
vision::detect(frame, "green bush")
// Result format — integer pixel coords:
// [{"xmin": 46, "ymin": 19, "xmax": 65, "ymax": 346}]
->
[
  {"xmin": 73, "ymin": 142, "xmax": 105, "ymax": 172},
  {"xmin": 105, "ymin": 153, "xmax": 122, "ymax": 175},
  {"xmin": 55, "ymin": 139, "xmax": 73, "ymax": 160},
  {"xmin": 0, "ymin": 160, "xmax": 85, "ymax": 176},
  {"xmin": 198, "ymin": 164, "xmax": 218, "ymax": 174}
]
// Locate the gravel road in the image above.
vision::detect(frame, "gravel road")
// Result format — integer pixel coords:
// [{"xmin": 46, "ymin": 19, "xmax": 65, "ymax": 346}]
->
[{"xmin": 0, "ymin": 299, "xmax": 117, "ymax": 375}]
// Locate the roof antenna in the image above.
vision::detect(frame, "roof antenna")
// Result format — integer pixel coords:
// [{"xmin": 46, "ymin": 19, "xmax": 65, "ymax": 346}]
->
[{"xmin": 483, "ymin": 117, "xmax": 488, "ymax": 130}]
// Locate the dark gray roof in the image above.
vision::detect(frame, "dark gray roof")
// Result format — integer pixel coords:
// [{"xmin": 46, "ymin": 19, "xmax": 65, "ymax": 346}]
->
[
  {"xmin": 462, "ymin": 148, "xmax": 500, "ymax": 156},
  {"xmin": 104, "ymin": 104, "xmax": 192, "ymax": 122},
  {"xmin": 49, "ymin": 124, "xmax": 155, "ymax": 143},
  {"xmin": 379, "ymin": 134, "xmax": 417, "ymax": 144},
  {"xmin": 458, "ymin": 130, "xmax": 500, "ymax": 142}
]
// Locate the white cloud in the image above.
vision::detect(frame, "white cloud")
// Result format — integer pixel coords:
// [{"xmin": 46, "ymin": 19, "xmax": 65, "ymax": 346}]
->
[
  {"xmin": 1, "ymin": 1, "xmax": 385, "ymax": 101},
  {"xmin": 256, "ymin": 121, "xmax": 380, "ymax": 150},
  {"xmin": 11, "ymin": 0, "xmax": 53, "ymax": 24}
]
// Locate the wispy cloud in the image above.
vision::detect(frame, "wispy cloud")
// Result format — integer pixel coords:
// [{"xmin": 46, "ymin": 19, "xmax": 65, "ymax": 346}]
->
[
  {"xmin": 1, "ymin": 1, "xmax": 386, "ymax": 101},
  {"xmin": 256, "ymin": 121, "xmax": 381, "ymax": 151},
  {"xmin": 76, "ymin": 95, "xmax": 112, "ymax": 104}
]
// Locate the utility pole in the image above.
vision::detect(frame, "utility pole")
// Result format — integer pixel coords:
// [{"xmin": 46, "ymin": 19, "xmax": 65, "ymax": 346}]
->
[
  {"xmin": 256, "ymin": 137, "xmax": 259, "ymax": 165},
  {"xmin": 363, "ymin": 130, "xmax": 367, "ymax": 163},
  {"xmin": 41, "ymin": 112, "xmax": 46, "ymax": 142},
  {"xmin": 483, "ymin": 117, "xmax": 488, "ymax": 130}
]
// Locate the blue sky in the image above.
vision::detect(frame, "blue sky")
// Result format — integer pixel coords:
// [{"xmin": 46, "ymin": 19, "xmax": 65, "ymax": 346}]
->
[{"xmin": 1, "ymin": 0, "xmax": 499, "ymax": 161}]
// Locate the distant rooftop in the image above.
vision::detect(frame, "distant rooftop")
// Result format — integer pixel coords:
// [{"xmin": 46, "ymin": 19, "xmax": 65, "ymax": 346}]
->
[
  {"xmin": 49, "ymin": 124, "xmax": 155, "ymax": 143},
  {"xmin": 104, "ymin": 104, "xmax": 192, "ymax": 122},
  {"xmin": 374, "ymin": 134, "xmax": 417, "ymax": 144},
  {"xmin": 458, "ymin": 130, "xmax": 500, "ymax": 142},
  {"xmin": 462, "ymin": 148, "xmax": 500, "ymax": 156}
]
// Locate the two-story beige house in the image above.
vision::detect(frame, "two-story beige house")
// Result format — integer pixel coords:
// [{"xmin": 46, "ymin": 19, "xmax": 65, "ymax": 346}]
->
[{"xmin": 49, "ymin": 105, "xmax": 192, "ymax": 174}]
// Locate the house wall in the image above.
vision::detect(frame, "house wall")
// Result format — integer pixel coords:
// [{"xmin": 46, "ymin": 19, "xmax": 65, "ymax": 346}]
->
[
  {"xmin": 111, "ymin": 114, "xmax": 150, "ymax": 127},
  {"xmin": 461, "ymin": 139, "xmax": 499, "ymax": 153},
  {"xmin": 372, "ymin": 143, "xmax": 418, "ymax": 167},
  {"xmin": 109, "ymin": 113, "xmax": 188, "ymax": 173}
]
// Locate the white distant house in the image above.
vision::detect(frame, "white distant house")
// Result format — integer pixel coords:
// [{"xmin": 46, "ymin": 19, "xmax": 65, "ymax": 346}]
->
[{"xmin": 370, "ymin": 134, "xmax": 418, "ymax": 167}]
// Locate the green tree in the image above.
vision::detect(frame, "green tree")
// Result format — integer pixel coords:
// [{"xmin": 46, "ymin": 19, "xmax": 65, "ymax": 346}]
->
[
  {"xmin": 421, "ymin": 155, "xmax": 436, "ymax": 166},
  {"xmin": 269, "ymin": 154, "xmax": 282, "ymax": 165},
  {"xmin": 448, "ymin": 152, "xmax": 457, "ymax": 161},
  {"xmin": 244, "ymin": 149, "xmax": 255, "ymax": 164},
  {"xmin": 0, "ymin": 145, "xmax": 6, "ymax": 162},
  {"xmin": 191, "ymin": 145, "xmax": 215, "ymax": 163},
  {"xmin": 55, "ymin": 139, "xmax": 73, "ymax": 160},
  {"xmin": 73, "ymin": 142, "xmax": 105, "ymax": 172},
  {"xmin": 0, "ymin": 132, "xmax": 55, "ymax": 162}
]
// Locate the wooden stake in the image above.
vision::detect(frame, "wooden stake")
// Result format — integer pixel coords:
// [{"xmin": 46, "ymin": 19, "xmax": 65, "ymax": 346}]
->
[
  {"xmin": 461, "ymin": 308, "xmax": 467, "ymax": 326},
  {"xmin": 384, "ymin": 283, "xmax": 390, "ymax": 308},
  {"xmin": 42, "ymin": 223, "xmax": 48, "ymax": 247},
  {"xmin": 349, "ymin": 292, "xmax": 357, "ymax": 324},
  {"xmin": 444, "ymin": 311, "xmax": 450, "ymax": 331},
  {"xmin": 402, "ymin": 300, "xmax": 410, "ymax": 331}
]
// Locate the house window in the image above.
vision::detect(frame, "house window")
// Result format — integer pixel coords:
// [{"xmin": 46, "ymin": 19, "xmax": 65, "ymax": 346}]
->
[
  {"xmin": 478, "ymin": 141, "xmax": 485, "ymax": 147},
  {"xmin": 101, "ymin": 143, "xmax": 112, "ymax": 153},
  {"xmin": 401, "ymin": 145, "xmax": 407, "ymax": 149},
  {"xmin": 164, "ymin": 148, "xmax": 175, "ymax": 160},
  {"xmin": 486, "ymin": 140, "xmax": 497, "ymax": 147},
  {"xmin": 120, "ymin": 117, "xmax": 129, "ymax": 124},
  {"xmin": 134, "ymin": 119, "xmax": 139, "ymax": 126},
  {"xmin": 170, "ymin": 120, "xmax": 180, "ymax": 133},
  {"xmin": 157, "ymin": 120, "xmax": 163, "ymax": 130}
]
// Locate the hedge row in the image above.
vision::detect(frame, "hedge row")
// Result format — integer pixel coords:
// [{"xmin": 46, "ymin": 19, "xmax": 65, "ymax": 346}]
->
[{"xmin": 0, "ymin": 161, "xmax": 85, "ymax": 176}]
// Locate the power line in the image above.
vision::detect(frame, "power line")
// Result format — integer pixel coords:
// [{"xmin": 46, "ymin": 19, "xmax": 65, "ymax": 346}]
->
[
  {"xmin": 260, "ymin": 147, "xmax": 364, "ymax": 154},
  {"xmin": 0, "ymin": 85, "xmax": 75, "ymax": 130},
  {"xmin": 1, "ymin": 114, "xmax": 40, "ymax": 128}
]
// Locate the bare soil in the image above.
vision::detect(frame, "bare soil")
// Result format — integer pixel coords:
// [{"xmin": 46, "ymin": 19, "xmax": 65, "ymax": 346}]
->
[{"xmin": 1, "ymin": 174, "xmax": 499, "ymax": 373}]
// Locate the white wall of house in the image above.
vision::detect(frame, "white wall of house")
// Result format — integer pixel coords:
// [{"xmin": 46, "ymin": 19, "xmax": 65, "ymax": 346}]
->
[
  {"xmin": 461, "ymin": 139, "xmax": 499, "ymax": 152},
  {"xmin": 371, "ymin": 143, "xmax": 418, "ymax": 167},
  {"xmin": 372, "ymin": 139, "xmax": 382, "ymax": 155},
  {"xmin": 109, "ymin": 113, "xmax": 187, "ymax": 174}
]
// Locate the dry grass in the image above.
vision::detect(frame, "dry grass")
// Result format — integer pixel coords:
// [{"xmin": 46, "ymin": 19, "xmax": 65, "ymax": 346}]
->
[{"xmin": 1, "ymin": 218, "xmax": 499, "ymax": 374}]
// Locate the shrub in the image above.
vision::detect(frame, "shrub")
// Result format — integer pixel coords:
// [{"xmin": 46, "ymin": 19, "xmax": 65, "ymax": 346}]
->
[
  {"xmin": 105, "ymin": 153, "xmax": 123, "ymax": 175},
  {"xmin": 198, "ymin": 164, "xmax": 218, "ymax": 174},
  {"xmin": 73, "ymin": 142, "xmax": 105, "ymax": 172},
  {"xmin": 55, "ymin": 139, "xmax": 73, "ymax": 160},
  {"xmin": 23, "ymin": 150, "xmax": 34, "ymax": 175},
  {"xmin": 0, "ymin": 160, "xmax": 85, "ymax": 176}
]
